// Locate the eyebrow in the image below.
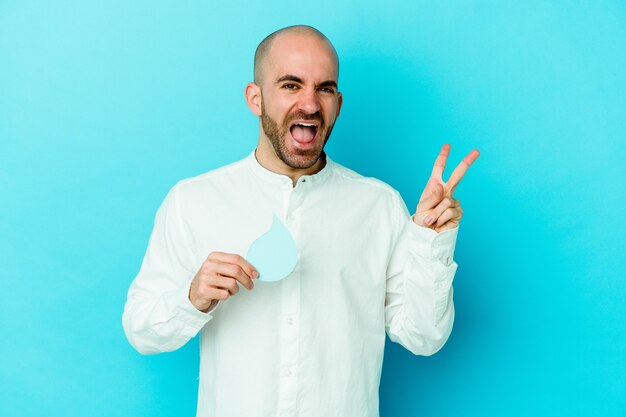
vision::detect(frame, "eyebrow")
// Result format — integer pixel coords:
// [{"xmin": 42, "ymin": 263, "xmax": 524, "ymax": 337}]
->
[
  {"xmin": 276, "ymin": 74, "xmax": 338, "ymax": 89},
  {"xmin": 318, "ymin": 80, "xmax": 338, "ymax": 89}
]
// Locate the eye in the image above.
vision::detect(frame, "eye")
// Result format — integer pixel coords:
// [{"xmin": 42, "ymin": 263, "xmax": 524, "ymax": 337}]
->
[
  {"xmin": 318, "ymin": 87, "xmax": 336, "ymax": 94},
  {"xmin": 282, "ymin": 83, "xmax": 299, "ymax": 90}
]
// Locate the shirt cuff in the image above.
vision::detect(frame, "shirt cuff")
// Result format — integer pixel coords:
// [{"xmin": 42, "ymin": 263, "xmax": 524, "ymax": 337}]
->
[
  {"xmin": 171, "ymin": 284, "xmax": 215, "ymax": 339},
  {"xmin": 407, "ymin": 216, "xmax": 458, "ymax": 266}
]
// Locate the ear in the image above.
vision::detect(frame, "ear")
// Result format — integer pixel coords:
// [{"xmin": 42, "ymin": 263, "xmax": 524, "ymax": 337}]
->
[
  {"xmin": 335, "ymin": 91, "xmax": 343, "ymax": 119},
  {"xmin": 245, "ymin": 82, "xmax": 262, "ymax": 116}
]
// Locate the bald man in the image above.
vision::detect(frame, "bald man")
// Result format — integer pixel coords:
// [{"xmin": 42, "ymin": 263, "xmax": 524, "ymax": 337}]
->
[{"xmin": 123, "ymin": 25, "xmax": 478, "ymax": 417}]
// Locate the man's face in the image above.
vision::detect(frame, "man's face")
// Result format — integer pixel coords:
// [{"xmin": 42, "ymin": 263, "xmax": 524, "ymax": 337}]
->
[{"xmin": 258, "ymin": 33, "xmax": 342, "ymax": 169}]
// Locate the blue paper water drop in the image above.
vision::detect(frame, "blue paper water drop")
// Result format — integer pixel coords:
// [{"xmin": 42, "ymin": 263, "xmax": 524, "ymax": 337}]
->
[{"xmin": 246, "ymin": 214, "xmax": 298, "ymax": 282}]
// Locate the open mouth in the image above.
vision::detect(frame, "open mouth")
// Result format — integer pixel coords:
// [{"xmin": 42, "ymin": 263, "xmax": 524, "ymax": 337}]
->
[{"xmin": 289, "ymin": 121, "xmax": 319, "ymax": 145}]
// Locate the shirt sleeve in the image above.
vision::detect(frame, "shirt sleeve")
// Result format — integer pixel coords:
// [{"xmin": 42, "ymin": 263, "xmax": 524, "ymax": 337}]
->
[
  {"xmin": 384, "ymin": 191, "xmax": 458, "ymax": 356},
  {"xmin": 122, "ymin": 184, "xmax": 214, "ymax": 355}
]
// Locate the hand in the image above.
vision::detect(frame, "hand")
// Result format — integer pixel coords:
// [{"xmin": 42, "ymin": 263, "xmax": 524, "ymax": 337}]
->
[
  {"xmin": 188, "ymin": 252, "xmax": 259, "ymax": 312},
  {"xmin": 413, "ymin": 144, "xmax": 480, "ymax": 233}
]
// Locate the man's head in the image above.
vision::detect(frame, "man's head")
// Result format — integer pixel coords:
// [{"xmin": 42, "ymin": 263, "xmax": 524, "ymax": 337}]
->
[
  {"xmin": 253, "ymin": 26, "xmax": 339, "ymax": 86},
  {"xmin": 245, "ymin": 25, "xmax": 342, "ymax": 173}
]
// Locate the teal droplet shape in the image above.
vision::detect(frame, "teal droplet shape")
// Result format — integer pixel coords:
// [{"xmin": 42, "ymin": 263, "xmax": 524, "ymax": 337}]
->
[{"xmin": 246, "ymin": 214, "xmax": 299, "ymax": 282}]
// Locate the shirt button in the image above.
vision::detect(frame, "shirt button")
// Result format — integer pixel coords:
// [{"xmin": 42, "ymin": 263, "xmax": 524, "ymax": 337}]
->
[
  {"xmin": 283, "ymin": 368, "xmax": 292, "ymax": 377},
  {"xmin": 286, "ymin": 317, "xmax": 294, "ymax": 325}
]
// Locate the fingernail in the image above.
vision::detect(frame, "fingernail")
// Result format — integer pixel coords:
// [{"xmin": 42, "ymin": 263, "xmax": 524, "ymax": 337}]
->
[
  {"xmin": 425, "ymin": 216, "xmax": 433, "ymax": 225},
  {"xmin": 252, "ymin": 270, "xmax": 259, "ymax": 279}
]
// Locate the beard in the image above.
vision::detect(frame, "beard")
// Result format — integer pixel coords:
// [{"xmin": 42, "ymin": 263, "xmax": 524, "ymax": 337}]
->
[{"xmin": 261, "ymin": 100, "xmax": 335, "ymax": 169}]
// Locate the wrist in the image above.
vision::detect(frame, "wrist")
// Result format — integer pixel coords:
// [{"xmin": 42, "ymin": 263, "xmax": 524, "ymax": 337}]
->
[{"xmin": 188, "ymin": 286, "xmax": 215, "ymax": 313}]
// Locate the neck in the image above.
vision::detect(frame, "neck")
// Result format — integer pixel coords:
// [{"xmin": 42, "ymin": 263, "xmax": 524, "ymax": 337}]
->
[{"xmin": 255, "ymin": 136, "xmax": 326, "ymax": 186}]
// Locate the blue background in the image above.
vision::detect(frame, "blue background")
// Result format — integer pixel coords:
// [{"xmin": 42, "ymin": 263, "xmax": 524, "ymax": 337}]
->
[{"xmin": 1, "ymin": 1, "xmax": 624, "ymax": 416}]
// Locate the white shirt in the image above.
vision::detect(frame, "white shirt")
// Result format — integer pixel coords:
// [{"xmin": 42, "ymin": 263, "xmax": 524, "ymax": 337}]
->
[{"xmin": 122, "ymin": 151, "xmax": 458, "ymax": 417}]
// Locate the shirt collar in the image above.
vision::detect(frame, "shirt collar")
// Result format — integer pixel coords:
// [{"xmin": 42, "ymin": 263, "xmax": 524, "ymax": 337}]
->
[{"xmin": 247, "ymin": 149, "xmax": 334, "ymax": 188}]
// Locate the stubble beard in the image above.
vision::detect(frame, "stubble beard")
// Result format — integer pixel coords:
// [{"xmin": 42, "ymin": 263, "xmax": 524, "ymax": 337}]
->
[{"xmin": 260, "ymin": 100, "xmax": 335, "ymax": 169}]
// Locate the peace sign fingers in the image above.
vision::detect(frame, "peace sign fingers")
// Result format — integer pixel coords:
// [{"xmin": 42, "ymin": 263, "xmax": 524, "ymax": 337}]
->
[
  {"xmin": 414, "ymin": 144, "xmax": 479, "ymax": 231},
  {"xmin": 447, "ymin": 149, "xmax": 480, "ymax": 193}
]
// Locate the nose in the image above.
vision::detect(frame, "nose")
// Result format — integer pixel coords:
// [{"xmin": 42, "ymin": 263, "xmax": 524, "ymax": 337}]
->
[{"xmin": 297, "ymin": 88, "xmax": 321, "ymax": 115}]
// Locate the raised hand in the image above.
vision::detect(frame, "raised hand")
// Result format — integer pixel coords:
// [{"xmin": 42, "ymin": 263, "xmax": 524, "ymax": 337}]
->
[
  {"xmin": 412, "ymin": 144, "xmax": 480, "ymax": 233},
  {"xmin": 189, "ymin": 252, "xmax": 259, "ymax": 312}
]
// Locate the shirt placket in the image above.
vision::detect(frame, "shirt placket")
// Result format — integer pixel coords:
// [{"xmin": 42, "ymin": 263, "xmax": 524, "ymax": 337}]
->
[{"xmin": 277, "ymin": 179, "xmax": 305, "ymax": 417}]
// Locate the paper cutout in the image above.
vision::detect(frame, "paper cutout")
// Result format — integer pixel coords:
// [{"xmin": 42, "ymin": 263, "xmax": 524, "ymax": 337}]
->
[{"xmin": 246, "ymin": 214, "xmax": 298, "ymax": 282}]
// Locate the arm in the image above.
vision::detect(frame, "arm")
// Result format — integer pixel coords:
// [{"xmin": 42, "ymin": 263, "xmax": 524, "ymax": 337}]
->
[
  {"xmin": 122, "ymin": 185, "xmax": 258, "ymax": 355},
  {"xmin": 384, "ymin": 194, "xmax": 458, "ymax": 356},
  {"xmin": 122, "ymin": 185, "xmax": 212, "ymax": 355},
  {"xmin": 385, "ymin": 144, "xmax": 479, "ymax": 355}
]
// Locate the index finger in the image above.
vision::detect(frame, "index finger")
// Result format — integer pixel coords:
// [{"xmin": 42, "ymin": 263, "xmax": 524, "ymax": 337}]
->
[
  {"xmin": 430, "ymin": 144, "xmax": 451, "ymax": 180},
  {"xmin": 447, "ymin": 149, "xmax": 480, "ymax": 192}
]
